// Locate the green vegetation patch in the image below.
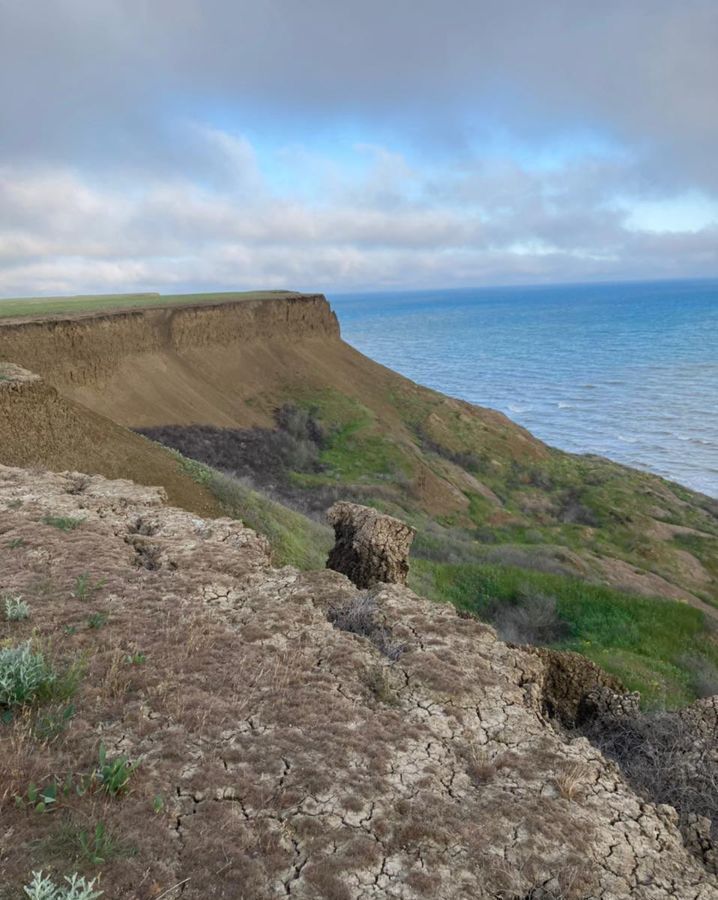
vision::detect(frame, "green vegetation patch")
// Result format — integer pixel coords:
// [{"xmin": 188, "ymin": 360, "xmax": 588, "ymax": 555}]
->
[{"xmin": 411, "ymin": 559, "xmax": 718, "ymax": 708}]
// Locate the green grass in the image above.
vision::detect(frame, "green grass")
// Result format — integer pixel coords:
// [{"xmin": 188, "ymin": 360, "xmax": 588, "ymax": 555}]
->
[
  {"xmin": 0, "ymin": 289, "xmax": 300, "ymax": 320},
  {"xmin": 410, "ymin": 559, "xmax": 718, "ymax": 708},
  {"xmin": 172, "ymin": 448, "xmax": 332, "ymax": 570},
  {"xmin": 209, "ymin": 472, "xmax": 332, "ymax": 569},
  {"xmin": 42, "ymin": 515, "xmax": 85, "ymax": 532}
]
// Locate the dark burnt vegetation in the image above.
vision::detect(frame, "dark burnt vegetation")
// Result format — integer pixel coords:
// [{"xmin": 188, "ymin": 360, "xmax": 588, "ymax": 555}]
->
[
  {"xmin": 138, "ymin": 404, "xmax": 364, "ymax": 516},
  {"xmin": 138, "ymin": 403, "xmax": 324, "ymax": 487}
]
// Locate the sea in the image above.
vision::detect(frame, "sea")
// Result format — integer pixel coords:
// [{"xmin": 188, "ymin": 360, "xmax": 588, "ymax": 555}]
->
[{"xmin": 329, "ymin": 279, "xmax": 718, "ymax": 499}]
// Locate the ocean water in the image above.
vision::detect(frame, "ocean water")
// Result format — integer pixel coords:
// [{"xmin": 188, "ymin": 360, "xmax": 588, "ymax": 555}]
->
[{"xmin": 329, "ymin": 279, "xmax": 718, "ymax": 498}]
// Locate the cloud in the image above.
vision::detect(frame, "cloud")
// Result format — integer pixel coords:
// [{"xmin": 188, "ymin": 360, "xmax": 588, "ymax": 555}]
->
[{"xmin": 0, "ymin": 1, "xmax": 716, "ymax": 293}]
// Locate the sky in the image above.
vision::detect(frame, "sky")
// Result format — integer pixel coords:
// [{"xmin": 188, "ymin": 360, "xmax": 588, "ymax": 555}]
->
[{"xmin": 0, "ymin": 0, "xmax": 717, "ymax": 297}]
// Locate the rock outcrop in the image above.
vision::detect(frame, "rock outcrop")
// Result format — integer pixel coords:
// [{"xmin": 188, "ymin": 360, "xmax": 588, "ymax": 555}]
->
[{"xmin": 326, "ymin": 501, "xmax": 416, "ymax": 588}]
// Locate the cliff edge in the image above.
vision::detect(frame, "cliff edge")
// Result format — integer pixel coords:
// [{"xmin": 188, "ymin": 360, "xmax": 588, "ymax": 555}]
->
[{"xmin": 1, "ymin": 463, "xmax": 716, "ymax": 898}]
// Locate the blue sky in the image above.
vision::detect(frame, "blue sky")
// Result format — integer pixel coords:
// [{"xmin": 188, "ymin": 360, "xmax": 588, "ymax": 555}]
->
[{"xmin": 0, "ymin": 0, "xmax": 716, "ymax": 296}]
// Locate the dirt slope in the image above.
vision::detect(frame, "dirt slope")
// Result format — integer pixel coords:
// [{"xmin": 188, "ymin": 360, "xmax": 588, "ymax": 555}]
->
[
  {"xmin": 0, "ymin": 364, "xmax": 219, "ymax": 517},
  {"xmin": 1, "ymin": 463, "xmax": 716, "ymax": 899}
]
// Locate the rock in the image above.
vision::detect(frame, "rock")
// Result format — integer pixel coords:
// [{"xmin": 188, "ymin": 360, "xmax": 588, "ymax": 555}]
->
[{"xmin": 326, "ymin": 501, "xmax": 416, "ymax": 588}]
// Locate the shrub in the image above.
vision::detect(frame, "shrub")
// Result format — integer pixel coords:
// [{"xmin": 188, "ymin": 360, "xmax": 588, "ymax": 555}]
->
[
  {"xmin": 4, "ymin": 593, "xmax": 30, "ymax": 621},
  {"xmin": 328, "ymin": 594, "xmax": 407, "ymax": 660},
  {"xmin": 583, "ymin": 709, "xmax": 718, "ymax": 840},
  {"xmin": 488, "ymin": 587, "xmax": 570, "ymax": 645},
  {"xmin": 23, "ymin": 871, "xmax": 102, "ymax": 899},
  {"xmin": 0, "ymin": 643, "xmax": 56, "ymax": 707}
]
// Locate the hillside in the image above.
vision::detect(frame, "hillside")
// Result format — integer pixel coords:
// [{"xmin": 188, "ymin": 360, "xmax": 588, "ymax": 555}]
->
[
  {"xmin": 1, "ymin": 291, "xmax": 717, "ymax": 705},
  {"xmin": 1, "ymin": 464, "xmax": 717, "ymax": 898}
]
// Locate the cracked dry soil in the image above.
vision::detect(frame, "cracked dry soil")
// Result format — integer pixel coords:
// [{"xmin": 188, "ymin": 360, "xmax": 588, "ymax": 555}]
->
[{"xmin": 0, "ymin": 464, "xmax": 716, "ymax": 899}]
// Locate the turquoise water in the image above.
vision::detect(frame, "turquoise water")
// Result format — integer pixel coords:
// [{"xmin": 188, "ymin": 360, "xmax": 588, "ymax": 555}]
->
[{"xmin": 330, "ymin": 279, "xmax": 718, "ymax": 498}]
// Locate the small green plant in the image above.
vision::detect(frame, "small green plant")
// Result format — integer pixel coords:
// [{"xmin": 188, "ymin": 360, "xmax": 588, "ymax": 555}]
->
[
  {"xmin": 77, "ymin": 822, "xmax": 115, "ymax": 865},
  {"xmin": 4, "ymin": 594, "xmax": 30, "ymax": 621},
  {"xmin": 64, "ymin": 626, "xmax": 78, "ymax": 636},
  {"xmin": 125, "ymin": 652, "xmax": 146, "ymax": 666},
  {"xmin": 42, "ymin": 515, "xmax": 85, "ymax": 532},
  {"xmin": 23, "ymin": 870, "xmax": 103, "ymax": 899},
  {"xmin": 8, "ymin": 536, "xmax": 25, "ymax": 549},
  {"xmin": 0, "ymin": 643, "xmax": 56, "ymax": 707},
  {"xmin": 95, "ymin": 744, "xmax": 137, "ymax": 797},
  {"xmin": 86, "ymin": 613, "xmax": 107, "ymax": 630},
  {"xmin": 152, "ymin": 794, "xmax": 165, "ymax": 814},
  {"xmin": 25, "ymin": 781, "xmax": 60, "ymax": 813},
  {"xmin": 7, "ymin": 498, "xmax": 22, "ymax": 509},
  {"xmin": 71, "ymin": 574, "xmax": 106, "ymax": 601},
  {"xmin": 35, "ymin": 703, "xmax": 76, "ymax": 742}
]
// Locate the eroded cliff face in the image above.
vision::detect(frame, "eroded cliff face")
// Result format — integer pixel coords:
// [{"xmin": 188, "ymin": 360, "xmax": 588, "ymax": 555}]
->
[
  {"xmin": 0, "ymin": 293, "xmax": 338, "ymax": 392},
  {"xmin": 0, "ymin": 463, "xmax": 716, "ymax": 899}
]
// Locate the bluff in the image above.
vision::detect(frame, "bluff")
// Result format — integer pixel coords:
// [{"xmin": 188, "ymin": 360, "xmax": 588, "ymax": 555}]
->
[{"xmin": 1, "ymin": 291, "xmax": 717, "ymax": 706}]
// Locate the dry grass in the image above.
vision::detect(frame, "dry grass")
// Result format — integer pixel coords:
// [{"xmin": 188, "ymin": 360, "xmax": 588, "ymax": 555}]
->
[{"xmin": 554, "ymin": 763, "xmax": 594, "ymax": 802}]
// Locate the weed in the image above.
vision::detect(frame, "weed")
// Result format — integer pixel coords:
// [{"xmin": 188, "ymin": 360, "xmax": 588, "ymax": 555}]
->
[
  {"xmin": 125, "ymin": 652, "xmax": 146, "ymax": 666},
  {"xmin": 4, "ymin": 594, "xmax": 30, "ymax": 621},
  {"xmin": 0, "ymin": 643, "xmax": 56, "ymax": 707},
  {"xmin": 24, "ymin": 781, "xmax": 60, "ymax": 813},
  {"xmin": 8, "ymin": 537, "xmax": 25, "ymax": 549},
  {"xmin": 152, "ymin": 794, "xmax": 165, "ymax": 814},
  {"xmin": 71, "ymin": 574, "xmax": 106, "ymax": 601},
  {"xmin": 364, "ymin": 666, "xmax": 399, "ymax": 706},
  {"xmin": 95, "ymin": 743, "xmax": 137, "ymax": 797},
  {"xmin": 42, "ymin": 516, "xmax": 85, "ymax": 532},
  {"xmin": 86, "ymin": 613, "xmax": 107, "ymax": 630},
  {"xmin": 7, "ymin": 498, "xmax": 22, "ymax": 509},
  {"xmin": 34, "ymin": 704, "xmax": 76, "ymax": 743},
  {"xmin": 76, "ymin": 822, "xmax": 120, "ymax": 865},
  {"xmin": 23, "ymin": 870, "xmax": 102, "ymax": 899}
]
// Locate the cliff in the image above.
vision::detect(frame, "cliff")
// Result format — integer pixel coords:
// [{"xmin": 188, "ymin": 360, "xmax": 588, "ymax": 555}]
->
[
  {"xmin": 1, "ymin": 463, "xmax": 716, "ymax": 898},
  {"xmin": 1, "ymin": 291, "xmax": 717, "ymax": 706}
]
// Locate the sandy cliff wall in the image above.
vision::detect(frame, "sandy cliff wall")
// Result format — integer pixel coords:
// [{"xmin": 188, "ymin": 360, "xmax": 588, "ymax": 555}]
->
[{"xmin": 0, "ymin": 293, "xmax": 338, "ymax": 391}]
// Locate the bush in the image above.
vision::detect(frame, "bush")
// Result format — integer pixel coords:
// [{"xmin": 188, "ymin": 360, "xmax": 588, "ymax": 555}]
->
[
  {"xmin": 4, "ymin": 593, "xmax": 30, "ymax": 621},
  {"xmin": 487, "ymin": 587, "xmax": 570, "ymax": 645},
  {"xmin": 24, "ymin": 871, "xmax": 102, "ymax": 900},
  {"xmin": 328, "ymin": 594, "xmax": 406, "ymax": 660},
  {"xmin": 0, "ymin": 643, "xmax": 56, "ymax": 707}
]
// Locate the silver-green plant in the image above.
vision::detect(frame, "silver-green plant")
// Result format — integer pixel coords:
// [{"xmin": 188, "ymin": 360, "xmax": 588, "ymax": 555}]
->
[
  {"xmin": 23, "ymin": 871, "xmax": 103, "ymax": 900},
  {"xmin": 0, "ymin": 642, "xmax": 55, "ymax": 707},
  {"xmin": 4, "ymin": 594, "xmax": 30, "ymax": 621}
]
